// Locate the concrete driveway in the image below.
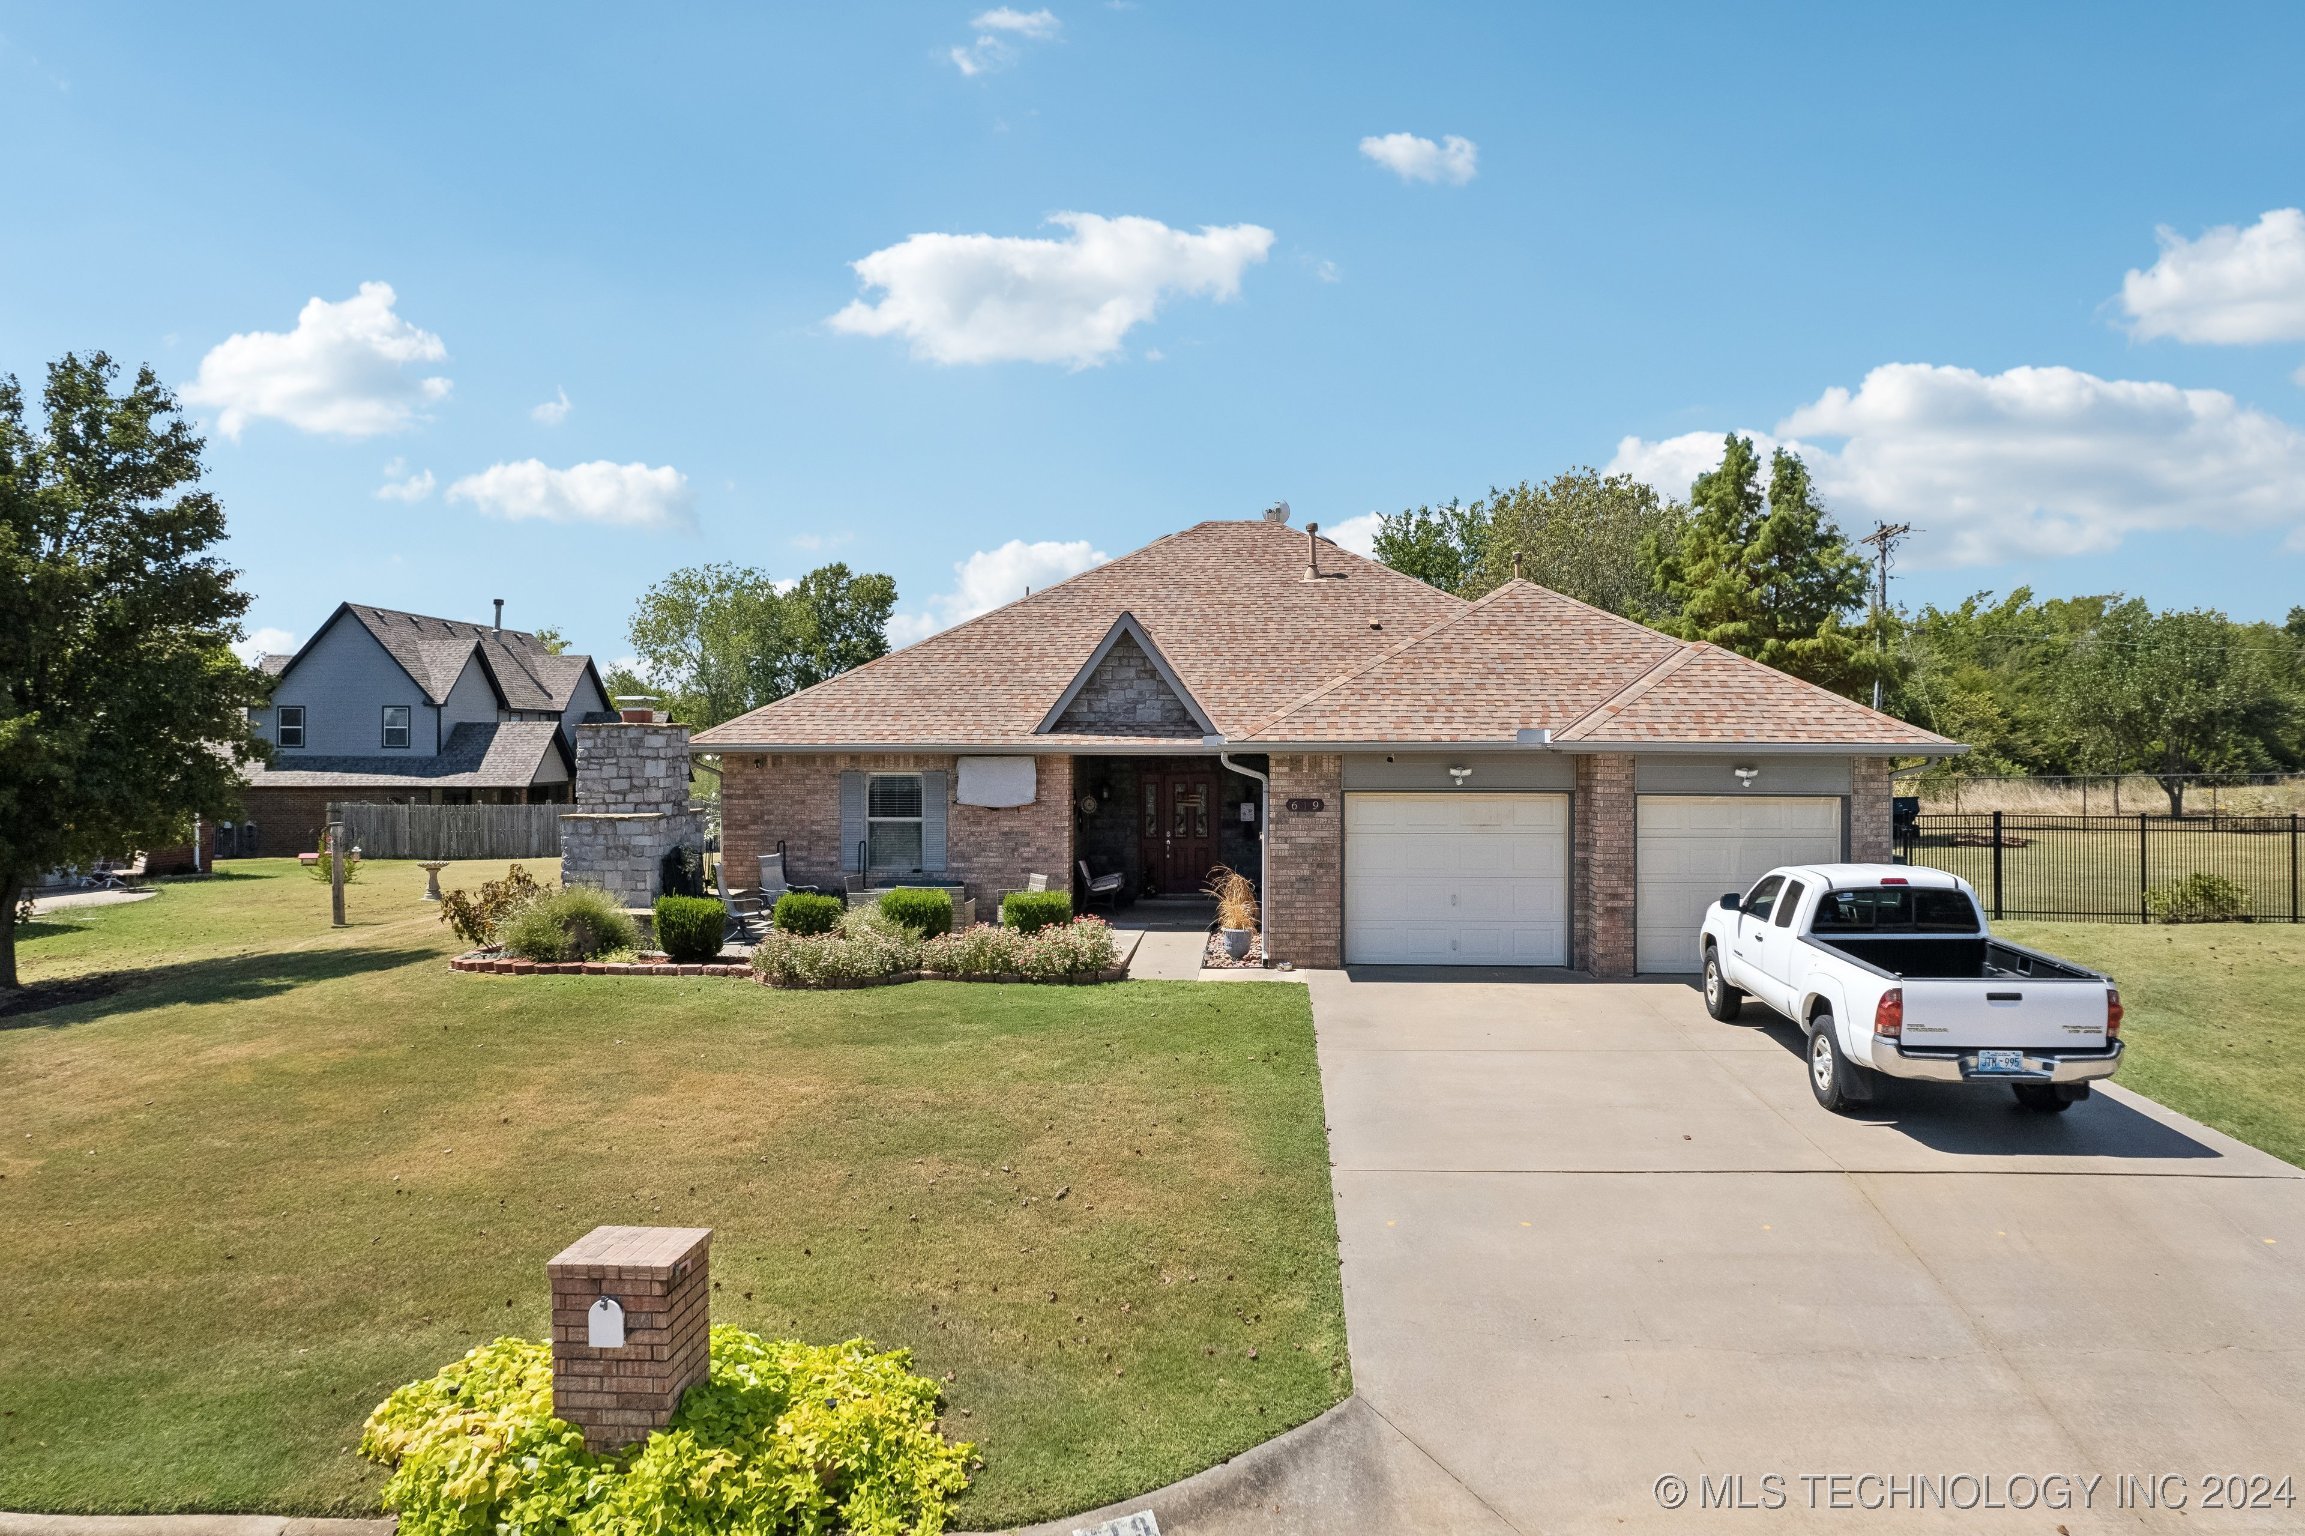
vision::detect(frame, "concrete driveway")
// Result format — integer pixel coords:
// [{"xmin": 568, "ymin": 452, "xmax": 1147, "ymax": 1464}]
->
[{"xmin": 1313, "ymin": 969, "xmax": 2305, "ymax": 1534}]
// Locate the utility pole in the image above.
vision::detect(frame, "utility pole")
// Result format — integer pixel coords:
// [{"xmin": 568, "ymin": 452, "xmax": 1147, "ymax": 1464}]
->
[{"xmin": 1856, "ymin": 521, "xmax": 1913, "ymax": 711}]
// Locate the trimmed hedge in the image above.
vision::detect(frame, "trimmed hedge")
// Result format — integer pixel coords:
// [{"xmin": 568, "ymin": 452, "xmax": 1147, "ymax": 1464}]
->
[
  {"xmin": 653, "ymin": 894, "xmax": 724, "ymax": 964},
  {"xmin": 879, "ymin": 886, "xmax": 956, "ymax": 938},
  {"xmin": 772, "ymin": 890, "xmax": 845, "ymax": 935},
  {"xmin": 1002, "ymin": 889, "xmax": 1073, "ymax": 933}
]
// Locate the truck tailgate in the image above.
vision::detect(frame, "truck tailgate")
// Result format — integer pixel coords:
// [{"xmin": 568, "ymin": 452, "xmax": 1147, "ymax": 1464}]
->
[{"xmin": 1896, "ymin": 979, "xmax": 2107, "ymax": 1050}]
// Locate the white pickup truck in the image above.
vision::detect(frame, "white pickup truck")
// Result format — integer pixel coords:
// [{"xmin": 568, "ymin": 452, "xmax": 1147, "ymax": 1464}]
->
[{"xmin": 1698, "ymin": 864, "xmax": 2124, "ymax": 1114}]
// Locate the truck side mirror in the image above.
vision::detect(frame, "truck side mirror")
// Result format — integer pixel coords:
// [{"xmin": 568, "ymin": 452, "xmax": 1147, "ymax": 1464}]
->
[{"xmin": 1719, "ymin": 893, "xmax": 1741, "ymax": 911}]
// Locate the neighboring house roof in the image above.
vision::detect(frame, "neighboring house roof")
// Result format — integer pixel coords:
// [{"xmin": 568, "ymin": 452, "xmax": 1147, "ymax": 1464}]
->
[
  {"xmin": 256, "ymin": 653, "xmax": 294, "ymax": 677},
  {"xmin": 689, "ymin": 519, "xmax": 1962, "ymax": 755},
  {"xmin": 244, "ymin": 722, "xmax": 572, "ymax": 790},
  {"xmin": 276, "ymin": 603, "xmax": 600, "ymax": 712}
]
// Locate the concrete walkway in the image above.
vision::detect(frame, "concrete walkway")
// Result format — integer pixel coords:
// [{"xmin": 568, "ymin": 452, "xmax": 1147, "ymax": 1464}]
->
[
  {"xmin": 23, "ymin": 887, "xmax": 157, "ymax": 916},
  {"xmin": 1310, "ymin": 968, "xmax": 2305, "ymax": 1534}
]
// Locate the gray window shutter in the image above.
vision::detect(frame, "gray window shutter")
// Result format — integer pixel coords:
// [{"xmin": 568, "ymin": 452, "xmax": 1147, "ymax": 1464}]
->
[
  {"xmin": 839, "ymin": 771, "xmax": 867, "ymax": 872},
  {"xmin": 921, "ymin": 770, "xmax": 949, "ymax": 872}
]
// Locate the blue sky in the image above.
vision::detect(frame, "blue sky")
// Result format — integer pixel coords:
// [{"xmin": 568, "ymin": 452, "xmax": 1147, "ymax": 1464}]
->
[{"xmin": 6, "ymin": 2, "xmax": 2305, "ymax": 666}]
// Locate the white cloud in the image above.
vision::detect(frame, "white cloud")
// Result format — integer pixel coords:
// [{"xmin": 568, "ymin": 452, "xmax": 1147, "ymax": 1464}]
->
[
  {"xmin": 888, "ymin": 538, "xmax": 1109, "ymax": 643},
  {"xmin": 1606, "ymin": 362, "xmax": 2305, "ymax": 564},
  {"xmin": 1325, "ymin": 512, "xmax": 1384, "ymax": 557},
  {"xmin": 1358, "ymin": 132, "xmax": 1478, "ymax": 186},
  {"xmin": 182, "ymin": 282, "xmax": 450, "ymax": 439},
  {"xmin": 233, "ymin": 626, "xmax": 296, "ymax": 664},
  {"xmin": 444, "ymin": 460, "xmax": 695, "ymax": 530},
  {"xmin": 2121, "ymin": 208, "xmax": 2305, "ymax": 345},
  {"xmin": 530, "ymin": 387, "xmax": 572, "ymax": 425},
  {"xmin": 830, "ymin": 212, "xmax": 1275, "ymax": 366},
  {"xmin": 375, "ymin": 458, "xmax": 435, "ymax": 502},
  {"xmin": 949, "ymin": 7, "xmax": 1058, "ymax": 73}
]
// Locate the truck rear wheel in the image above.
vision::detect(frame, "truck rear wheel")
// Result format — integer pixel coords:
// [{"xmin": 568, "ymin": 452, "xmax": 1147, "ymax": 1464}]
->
[
  {"xmin": 1807, "ymin": 1010, "xmax": 1873, "ymax": 1113},
  {"xmin": 1703, "ymin": 947, "xmax": 1743, "ymax": 1021},
  {"xmin": 2012, "ymin": 1082, "xmax": 2086, "ymax": 1112}
]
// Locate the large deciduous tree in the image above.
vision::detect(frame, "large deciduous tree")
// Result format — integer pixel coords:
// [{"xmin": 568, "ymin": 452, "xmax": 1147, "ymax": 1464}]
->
[
  {"xmin": 1371, "ymin": 499, "xmax": 1490, "ymax": 594},
  {"xmin": 1644, "ymin": 434, "xmax": 1871, "ymax": 693},
  {"xmin": 1463, "ymin": 468, "xmax": 1686, "ymax": 616},
  {"xmin": 1, "ymin": 355, "xmax": 267, "ymax": 988},
  {"xmin": 623, "ymin": 561, "xmax": 897, "ymax": 729}
]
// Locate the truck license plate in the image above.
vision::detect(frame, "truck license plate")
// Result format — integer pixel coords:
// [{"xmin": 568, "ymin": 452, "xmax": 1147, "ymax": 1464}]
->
[{"xmin": 1974, "ymin": 1049, "xmax": 2026, "ymax": 1075}]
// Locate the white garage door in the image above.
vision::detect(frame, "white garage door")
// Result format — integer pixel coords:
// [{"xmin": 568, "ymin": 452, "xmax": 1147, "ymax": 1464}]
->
[
  {"xmin": 1636, "ymin": 795, "xmax": 1842, "ymax": 972},
  {"xmin": 1346, "ymin": 793, "xmax": 1570, "ymax": 965}
]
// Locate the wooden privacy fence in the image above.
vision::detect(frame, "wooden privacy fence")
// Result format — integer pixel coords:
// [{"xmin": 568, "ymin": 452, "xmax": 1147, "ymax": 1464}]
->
[
  {"xmin": 329, "ymin": 802, "xmax": 566, "ymax": 861},
  {"xmin": 1903, "ymin": 811, "xmax": 2304, "ymax": 923}
]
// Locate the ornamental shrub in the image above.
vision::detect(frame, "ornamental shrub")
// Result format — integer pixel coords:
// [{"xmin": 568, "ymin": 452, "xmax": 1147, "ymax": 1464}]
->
[
  {"xmin": 879, "ymin": 887, "xmax": 955, "ymax": 938},
  {"xmin": 2145, "ymin": 871, "xmax": 2253, "ymax": 924},
  {"xmin": 772, "ymin": 890, "xmax": 845, "ymax": 935},
  {"xmin": 501, "ymin": 885, "xmax": 639, "ymax": 962},
  {"xmin": 1015, "ymin": 916, "xmax": 1119, "ymax": 979},
  {"xmin": 359, "ymin": 1327, "xmax": 972, "ymax": 1536},
  {"xmin": 653, "ymin": 894, "xmax": 724, "ymax": 964},
  {"xmin": 1000, "ymin": 890, "xmax": 1072, "ymax": 933},
  {"xmin": 752, "ymin": 925, "xmax": 919, "ymax": 986},
  {"xmin": 919, "ymin": 923, "xmax": 1023, "ymax": 976},
  {"xmin": 439, "ymin": 863, "xmax": 544, "ymax": 948}
]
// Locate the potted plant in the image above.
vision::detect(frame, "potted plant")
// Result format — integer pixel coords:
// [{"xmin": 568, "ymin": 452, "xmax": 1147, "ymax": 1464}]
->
[{"xmin": 1203, "ymin": 864, "xmax": 1260, "ymax": 960}]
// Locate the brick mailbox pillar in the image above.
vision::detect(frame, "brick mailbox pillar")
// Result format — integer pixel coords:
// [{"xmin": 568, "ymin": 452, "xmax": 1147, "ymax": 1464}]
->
[{"xmin": 547, "ymin": 1225, "xmax": 713, "ymax": 1452}]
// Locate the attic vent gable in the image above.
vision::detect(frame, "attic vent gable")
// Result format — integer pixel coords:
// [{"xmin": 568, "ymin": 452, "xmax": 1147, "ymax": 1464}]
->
[{"xmin": 1038, "ymin": 613, "xmax": 1216, "ymax": 739}]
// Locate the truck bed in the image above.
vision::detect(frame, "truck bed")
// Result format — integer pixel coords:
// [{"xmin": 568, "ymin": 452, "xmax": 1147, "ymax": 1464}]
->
[{"xmin": 1813, "ymin": 935, "xmax": 2098, "ymax": 982}]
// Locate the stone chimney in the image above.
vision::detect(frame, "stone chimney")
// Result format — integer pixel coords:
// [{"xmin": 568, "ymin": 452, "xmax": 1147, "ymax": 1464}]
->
[{"xmin": 559, "ymin": 719, "xmax": 702, "ymax": 908}]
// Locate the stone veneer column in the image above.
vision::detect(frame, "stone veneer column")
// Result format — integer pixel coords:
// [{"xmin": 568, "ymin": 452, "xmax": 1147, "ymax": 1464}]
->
[
  {"xmin": 1572, "ymin": 754, "xmax": 1638, "ymax": 977},
  {"xmin": 561, "ymin": 722, "xmax": 701, "ymax": 907},
  {"xmin": 1849, "ymin": 756, "xmax": 1895, "ymax": 863},
  {"xmin": 1266, "ymin": 753, "xmax": 1342, "ymax": 969},
  {"xmin": 547, "ymin": 1225, "xmax": 712, "ymax": 1453}
]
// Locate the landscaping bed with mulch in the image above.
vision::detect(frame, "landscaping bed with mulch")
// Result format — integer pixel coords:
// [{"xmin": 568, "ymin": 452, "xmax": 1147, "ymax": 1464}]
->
[{"xmin": 1201, "ymin": 930, "xmax": 1272, "ymax": 970}]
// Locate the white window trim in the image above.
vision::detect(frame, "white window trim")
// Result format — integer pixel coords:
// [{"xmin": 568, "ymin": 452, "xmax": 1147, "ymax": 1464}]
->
[
  {"xmin": 382, "ymin": 704, "xmax": 412, "ymax": 749},
  {"xmin": 866, "ymin": 772, "xmax": 924, "ymax": 873},
  {"xmin": 277, "ymin": 705, "xmax": 306, "ymax": 749}
]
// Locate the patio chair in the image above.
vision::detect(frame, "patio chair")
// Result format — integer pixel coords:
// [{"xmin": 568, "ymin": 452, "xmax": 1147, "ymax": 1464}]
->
[
  {"xmin": 715, "ymin": 856, "xmax": 767, "ymax": 944},
  {"xmin": 1077, "ymin": 860, "xmax": 1125, "ymax": 913},
  {"xmin": 757, "ymin": 849, "xmax": 790, "ymax": 901}
]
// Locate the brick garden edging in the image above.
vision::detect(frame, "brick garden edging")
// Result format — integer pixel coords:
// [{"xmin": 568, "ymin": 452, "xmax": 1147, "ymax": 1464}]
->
[{"xmin": 449, "ymin": 953, "xmax": 1127, "ymax": 985}]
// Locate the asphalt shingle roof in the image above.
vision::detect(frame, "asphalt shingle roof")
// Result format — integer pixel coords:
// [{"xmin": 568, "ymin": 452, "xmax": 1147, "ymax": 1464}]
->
[
  {"xmin": 245, "ymin": 721, "xmax": 570, "ymax": 790},
  {"xmin": 688, "ymin": 520, "xmax": 1961, "ymax": 754},
  {"xmin": 335, "ymin": 605, "xmax": 592, "ymax": 711}
]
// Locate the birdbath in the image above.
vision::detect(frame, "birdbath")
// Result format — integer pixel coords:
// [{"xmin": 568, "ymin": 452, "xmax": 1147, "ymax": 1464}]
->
[{"xmin": 418, "ymin": 860, "xmax": 451, "ymax": 902}]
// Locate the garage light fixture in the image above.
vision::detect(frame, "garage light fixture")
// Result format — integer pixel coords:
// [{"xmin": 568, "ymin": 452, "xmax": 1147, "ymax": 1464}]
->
[
  {"xmin": 1448, "ymin": 765, "xmax": 1472, "ymax": 786},
  {"xmin": 1733, "ymin": 765, "xmax": 1761, "ymax": 788}
]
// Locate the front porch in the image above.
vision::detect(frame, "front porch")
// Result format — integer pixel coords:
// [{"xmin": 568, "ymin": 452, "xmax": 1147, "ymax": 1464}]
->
[{"xmin": 1072, "ymin": 753, "xmax": 1269, "ymax": 902}]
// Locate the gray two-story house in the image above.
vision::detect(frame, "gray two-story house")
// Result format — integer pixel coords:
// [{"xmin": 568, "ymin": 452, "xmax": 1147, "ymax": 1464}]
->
[{"xmin": 234, "ymin": 602, "xmax": 611, "ymax": 856}]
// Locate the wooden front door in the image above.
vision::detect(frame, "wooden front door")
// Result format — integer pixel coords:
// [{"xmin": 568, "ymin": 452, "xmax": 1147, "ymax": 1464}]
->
[{"xmin": 1139, "ymin": 768, "xmax": 1218, "ymax": 894}]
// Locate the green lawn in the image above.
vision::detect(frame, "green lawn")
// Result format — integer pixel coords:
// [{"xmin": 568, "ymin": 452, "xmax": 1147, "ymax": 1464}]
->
[
  {"xmin": 1910, "ymin": 824, "xmax": 2305, "ymax": 921},
  {"xmin": 0, "ymin": 861, "xmax": 1348, "ymax": 1527},
  {"xmin": 2000, "ymin": 919, "xmax": 2305, "ymax": 1168}
]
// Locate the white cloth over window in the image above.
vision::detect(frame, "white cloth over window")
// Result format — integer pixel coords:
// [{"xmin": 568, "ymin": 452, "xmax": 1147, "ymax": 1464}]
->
[{"xmin": 956, "ymin": 755, "xmax": 1036, "ymax": 808}]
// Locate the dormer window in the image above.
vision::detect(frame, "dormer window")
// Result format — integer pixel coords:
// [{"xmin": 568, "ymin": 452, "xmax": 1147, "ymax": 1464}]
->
[
  {"xmin": 277, "ymin": 705, "xmax": 306, "ymax": 749},
  {"xmin": 382, "ymin": 704, "xmax": 411, "ymax": 749}
]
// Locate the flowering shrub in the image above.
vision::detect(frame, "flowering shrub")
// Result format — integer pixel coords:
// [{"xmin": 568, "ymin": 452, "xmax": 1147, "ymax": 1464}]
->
[
  {"xmin": 752, "ymin": 922, "xmax": 919, "ymax": 985},
  {"xmin": 359, "ymin": 1328, "xmax": 971, "ymax": 1536},
  {"xmin": 920, "ymin": 917, "xmax": 1117, "ymax": 979}
]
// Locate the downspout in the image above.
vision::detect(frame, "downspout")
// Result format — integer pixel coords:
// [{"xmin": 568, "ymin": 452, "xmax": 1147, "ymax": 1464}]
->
[{"xmin": 1218, "ymin": 751, "xmax": 1270, "ymax": 945}]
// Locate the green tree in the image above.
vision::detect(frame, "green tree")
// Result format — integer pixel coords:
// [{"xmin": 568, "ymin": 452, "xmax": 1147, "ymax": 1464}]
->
[
  {"xmin": 2056, "ymin": 601, "xmax": 2288, "ymax": 814},
  {"xmin": 623, "ymin": 561, "xmax": 896, "ymax": 729},
  {"xmin": 1, "ymin": 355, "xmax": 267, "ymax": 988},
  {"xmin": 1463, "ymin": 468, "xmax": 1686, "ymax": 616},
  {"xmin": 529, "ymin": 626, "xmax": 570, "ymax": 655},
  {"xmin": 1645, "ymin": 435, "xmax": 1870, "ymax": 692},
  {"xmin": 1371, "ymin": 499, "xmax": 1490, "ymax": 593}
]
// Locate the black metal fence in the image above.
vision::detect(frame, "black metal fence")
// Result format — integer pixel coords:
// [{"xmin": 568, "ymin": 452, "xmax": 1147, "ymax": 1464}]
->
[{"xmin": 1902, "ymin": 811, "xmax": 2304, "ymax": 923}]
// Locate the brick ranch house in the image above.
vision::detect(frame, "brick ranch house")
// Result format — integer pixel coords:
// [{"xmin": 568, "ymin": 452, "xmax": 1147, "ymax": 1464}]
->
[{"xmin": 692, "ymin": 515, "xmax": 1960, "ymax": 975}]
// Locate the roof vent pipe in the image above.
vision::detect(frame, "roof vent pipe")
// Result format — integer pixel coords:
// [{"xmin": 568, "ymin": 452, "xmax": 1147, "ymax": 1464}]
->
[
  {"xmin": 1305, "ymin": 521, "xmax": 1320, "ymax": 580},
  {"xmin": 492, "ymin": 598, "xmax": 504, "ymax": 637}
]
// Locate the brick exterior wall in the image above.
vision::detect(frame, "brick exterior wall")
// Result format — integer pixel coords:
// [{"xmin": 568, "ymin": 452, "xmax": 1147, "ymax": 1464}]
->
[
  {"xmin": 1266, "ymin": 753, "xmax": 1342, "ymax": 968},
  {"xmin": 1849, "ymin": 756, "xmax": 1894, "ymax": 863},
  {"xmin": 1050, "ymin": 634, "xmax": 1202, "ymax": 737},
  {"xmin": 233, "ymin": 787, "xmax": 339, "ymax": 857},
  {"xmin": 548, "ymin": 1226, "xmax": 712, "ymax": 1453},
  {"xmin": 718, "ymin": 752, "xmax": 1075, "ymax": 906},
  {"xmin": 1572, "ymin": 754, "xmax": 1638, "ymax": 976}
]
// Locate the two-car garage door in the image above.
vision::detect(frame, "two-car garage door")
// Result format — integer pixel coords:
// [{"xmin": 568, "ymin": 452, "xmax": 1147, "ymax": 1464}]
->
[
  {"xmin": 1635, "ymin": 795, "xmax": 1842, "ymax": 972},
  {"xmin": 1345, "ymin": 793, "xmax": 1569, "ymax": 965}
]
